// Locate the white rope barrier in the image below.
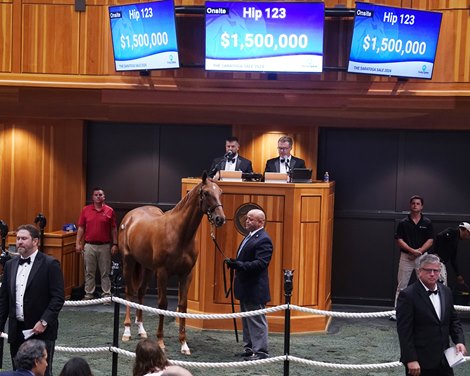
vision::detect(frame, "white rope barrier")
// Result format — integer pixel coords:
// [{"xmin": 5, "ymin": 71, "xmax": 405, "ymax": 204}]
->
[{"xmin": 2, "ymin": 297, "xmax": 466, "ymax": 372}]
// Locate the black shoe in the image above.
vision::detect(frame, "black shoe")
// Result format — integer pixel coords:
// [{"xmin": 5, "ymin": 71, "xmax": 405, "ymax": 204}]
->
[
  {"xmin": 235, "ymin": 349, "xmax": 253, "ymax": 357},
  {"xmin": 245, "ymin": 352, "xmax": 269, "ymax": 361}
]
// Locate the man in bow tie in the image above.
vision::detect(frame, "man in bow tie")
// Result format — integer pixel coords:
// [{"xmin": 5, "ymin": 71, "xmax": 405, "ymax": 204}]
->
[
  {"xmin": 264, "ymin": 136, "xmax": 306, "ymax": 175},
  {"xmin": 0, "ymin": 224, "xmax": 64, "ymax": 376},
  {"xmin": 397, "ymin": 253, "xmax": 466, "ymax": 376},
  {"xmin": 208, "ymin": 136, "xmax": 253, "ymax": 180},
  {"xmin": 225, "ymin": 209, "xmax": 273, "ymax": 361}
]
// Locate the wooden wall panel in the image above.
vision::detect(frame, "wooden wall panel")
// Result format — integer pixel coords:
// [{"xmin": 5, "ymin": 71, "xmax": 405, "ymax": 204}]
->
[
  {"xmin": 0, "ymin": 4, "xmax": 12, "ymax": 72},
  {"xmin": 22, "ymin": 4, "xmax": 80, "ymax": 73},
  {"xmin": 433, "ymin": 10, "xmax": 470, "ymax": 82},
  {"xmin": 0, "ymin": 119, "xmax": 85, "ymax": 231},
  {"xmin": 80, "ymin": 5, "xmax": 115, "ymax": 74}
]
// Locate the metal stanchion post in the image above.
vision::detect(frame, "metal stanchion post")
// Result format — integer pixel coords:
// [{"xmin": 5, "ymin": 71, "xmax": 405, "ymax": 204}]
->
[
  {"xmin": 34, "ymin": 213, "xmax": 47, "ymax": 252},
  {"xmin": 283, "ymin": 269, "xmax": 294, "ymax": 376},
  {"xmin": 110, "ymin": 260, "xmax": 123, "ymax": 376}
]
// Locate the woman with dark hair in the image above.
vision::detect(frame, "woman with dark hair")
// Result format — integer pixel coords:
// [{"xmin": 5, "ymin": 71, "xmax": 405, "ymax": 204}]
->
[
  {"xmin": 133, "ymin": 339, "xmax": 168, "ymax": 376},
  {"xmin": 133, "ymin": 339, "xmax": 192, "ymax": 376},
  {"xmin": 59, "ymin": 357, "xmax": 93, "ymax": 376}
]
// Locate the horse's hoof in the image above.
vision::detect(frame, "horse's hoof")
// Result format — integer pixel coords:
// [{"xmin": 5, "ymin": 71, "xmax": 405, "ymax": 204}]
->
[
  {"xmin": 181, "ymin": 342, "xmax": 191, "ymax": 355},
  {"xmin": 181, "ymin": 348, "xmax": 191, "ymax": 355},
  {"xmin": 122, "ymin": 335, "xmax": 131, "ymax": 342},
  {"xmin": 138, "ymin": 332, "xmax": 148, "ymax": 339}
]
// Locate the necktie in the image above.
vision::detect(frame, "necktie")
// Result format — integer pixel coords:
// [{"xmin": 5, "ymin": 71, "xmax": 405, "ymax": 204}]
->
[
  {"xmin": 237, "ymin": 234, "xmax": 252, "ymax": 257},
  {"xmin": 227, "ymin": 158, "xmax": 235, "ymax": 163},
  {"xmin": 19, "ymin": 257, "xmax": 31, "ymax": 265},
  {"xmin": 428, "ymin": 289, "xmax": 438, "ymax": 295}
]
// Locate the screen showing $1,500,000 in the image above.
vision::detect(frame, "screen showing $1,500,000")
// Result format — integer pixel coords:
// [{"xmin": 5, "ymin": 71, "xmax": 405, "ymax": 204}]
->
[
  {"xmin": 109, "ymin": 0, "xmax": 179, "ymax": 72},
  {"xmin": 205, "ymin": 1, "xmax": 324, "ymax": 73},
  {"xmin": 348, "ymin": 2, "xmax": 442, "ymax": 79}
]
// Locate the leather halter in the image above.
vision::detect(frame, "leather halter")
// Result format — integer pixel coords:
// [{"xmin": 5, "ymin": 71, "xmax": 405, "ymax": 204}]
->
[{"xmin": 199, "ymin": 186, "xmax": 223, "ymax": 225}]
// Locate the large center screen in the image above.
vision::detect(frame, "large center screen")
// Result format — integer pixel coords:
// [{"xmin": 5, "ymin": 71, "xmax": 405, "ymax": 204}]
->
[{"xmin": 205, "ymin": 1, "xmax": 324, "ymax": 73}]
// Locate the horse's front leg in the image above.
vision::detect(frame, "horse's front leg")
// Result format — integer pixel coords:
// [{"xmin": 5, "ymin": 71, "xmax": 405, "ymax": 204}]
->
[
  {"xmin": 122, "ymin": 304, "xmax": 132, "ymax": 341},
  {"xmin": 178, "ymin": 272, "xmax": 193, "ymax": 355}
]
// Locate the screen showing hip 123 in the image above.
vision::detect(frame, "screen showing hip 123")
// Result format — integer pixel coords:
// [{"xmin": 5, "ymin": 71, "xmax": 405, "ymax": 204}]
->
[
  {"xmin": 348, "ymin": 2, "xmax": 442, "ymax": 80},
  {"xmin": 109, "ymin": 0, "xmax": 179, "ymax": 72},
  {"xmin": 205, "ymin": 1, "xmax": 324, "ymax": 73}
]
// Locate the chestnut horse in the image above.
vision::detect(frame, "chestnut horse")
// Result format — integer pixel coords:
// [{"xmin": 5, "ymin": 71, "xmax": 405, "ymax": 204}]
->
[{"xmin": 118, "ymin": 172, "xmax": 225, "ymax": 354}]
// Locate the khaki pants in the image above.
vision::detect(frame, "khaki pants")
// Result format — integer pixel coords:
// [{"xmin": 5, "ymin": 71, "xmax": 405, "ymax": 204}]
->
[{"xmin": 83, "ymin": 243, "xmax": 112, "ymax": 296}]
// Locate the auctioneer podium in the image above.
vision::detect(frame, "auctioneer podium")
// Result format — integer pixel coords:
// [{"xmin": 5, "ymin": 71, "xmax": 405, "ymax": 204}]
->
[{"xmin": 181, "ymin": 178, "xmax": 335, "ymax": 333}]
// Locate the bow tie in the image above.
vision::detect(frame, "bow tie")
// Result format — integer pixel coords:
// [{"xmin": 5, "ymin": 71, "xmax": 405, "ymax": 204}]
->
[
  {"xmin": 427, "ymin": 289, "xmax": 438, "ymax": 295},
  {"xmin": 19, "ymin": 257, "xmax": 31, "ymax": 265},
  {"xmin": 227, "ymin": 158, "xmax": 235, "ymax": 163},
  {"xmin": 280, "ymin": 158, "xmax": 290, "ymax": 164}
]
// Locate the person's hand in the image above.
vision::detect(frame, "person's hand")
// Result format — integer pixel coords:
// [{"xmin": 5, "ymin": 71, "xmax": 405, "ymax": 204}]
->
[
  {"xmin": 224, "ymin": 258, "xmax": 241, "ymax": 270},
  {"xmin": 111, "ymin": 244, "xmax": 119, "ymax": 255},
  {"xmin": 456, "ymin": 343, "xmax": 467, "ymax": 355},
  {"xmin": 75, "ymin": 244, "xmax": 83, "ymax": 254},
  {"xmin": 407, "ymin": 361, "xmax": 420, "ymax": 376}
]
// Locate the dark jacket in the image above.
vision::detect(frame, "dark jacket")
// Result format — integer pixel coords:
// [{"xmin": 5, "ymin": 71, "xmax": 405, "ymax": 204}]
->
[
  {"xmin": 264, "ymin": 156, "xmax": 306, "ymax": 173},
  {"xmin": 233, "ymin": 229, "xmax": 273, "ymax": 304},
  {"xmin": 208, "ymin": 155, "xmax": 253, "ymax": 178},
  {"xmin": 0, "ymin": 252, "xmax": 65, "ymax": 342},
  {"xmin": 397, "ymin": 281, "xmax": 465, "ymax": 369}
]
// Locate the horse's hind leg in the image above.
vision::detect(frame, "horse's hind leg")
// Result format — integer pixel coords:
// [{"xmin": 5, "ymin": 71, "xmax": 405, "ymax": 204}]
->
[
  {"xmin": 135, "ymin": 269, "xmax": 153, "ymax": 339},
  {"xmin": 178, "ymin": 272, "xmax": 193, "ymax": 355},
  {"xmin": 122, "ymin": 255, "xmax": 143, "ymax": 341},
  {"xmin": 156, "ymin": 269, "xmax": 169, "ymax": 350}
]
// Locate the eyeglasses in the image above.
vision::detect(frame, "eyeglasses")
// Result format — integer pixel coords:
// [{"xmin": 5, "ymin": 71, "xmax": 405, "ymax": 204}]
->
[
  {"xmin": 277, "ymin": 147, "xmax": 291, "ymax": 151},
  {"xmin": 421, "ymin": 268, "xmax": 441, "ymax": 274}
]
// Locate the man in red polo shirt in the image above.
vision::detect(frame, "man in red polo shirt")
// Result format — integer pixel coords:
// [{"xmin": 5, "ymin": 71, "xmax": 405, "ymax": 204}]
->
[{"xmin": 75, "ymin": 188, "xmax": 118, "ymax": 302}]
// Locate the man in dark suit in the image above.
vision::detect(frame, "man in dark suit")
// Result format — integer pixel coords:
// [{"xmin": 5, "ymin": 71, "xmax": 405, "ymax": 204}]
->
[
  {"xmin": 397, "ymin": 253, "xmax": 466, "ymax": 376},
  {"xmin": 264, "ymin": 135, "xmax": 306, "ymax": 174},
  {"xmin": 225, "ymin": 209, "xmax": 273, "ymax": 361},
  {"xmin": 208, "ymin": 136, "xmax": 253, "ymax": 179},
  {"xmin": 0, "ymin": 224, "xmax": 65, "ymax": 376},
  {"xmin": 0, "ymin": 339, "xmax": 48, "ymax": 375}
]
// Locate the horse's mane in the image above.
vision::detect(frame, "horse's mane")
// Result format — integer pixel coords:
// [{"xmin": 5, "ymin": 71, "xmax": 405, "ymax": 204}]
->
[{"xmin": 169, "ymin": 181, "xmax": 203, "ymax": 214}]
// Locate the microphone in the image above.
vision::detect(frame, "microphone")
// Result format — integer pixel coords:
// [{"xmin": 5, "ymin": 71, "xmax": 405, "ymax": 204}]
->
[{"xmin": 224, "ymin": 150, "xmax": 234, "ymax": 159}]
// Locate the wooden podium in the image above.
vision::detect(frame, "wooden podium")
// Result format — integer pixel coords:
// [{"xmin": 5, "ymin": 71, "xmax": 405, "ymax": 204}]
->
[
  {"xmin": 181, "ymin": 178, "xmax": 335, "ymax": 333},
  {"xmin": 8, "ymin": 231, "xmax": 83, "ymax": 298}
]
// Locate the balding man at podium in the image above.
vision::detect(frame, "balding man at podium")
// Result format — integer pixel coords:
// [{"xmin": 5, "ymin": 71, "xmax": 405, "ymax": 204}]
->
[
  {"xmin": 264, "ymin": 136, "xmax": 305, "ymax": 174},
  {"xmin": 208, "ymin": 136, "xmax": 253, "ymax": 180}
]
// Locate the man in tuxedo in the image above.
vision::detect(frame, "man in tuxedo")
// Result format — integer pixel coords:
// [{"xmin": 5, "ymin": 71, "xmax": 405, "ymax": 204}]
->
[
  {"xmin": 397, "ymin": 253, "xmax": 466, "ymax": 376},
  {"xmin": 225, "ymin": 209, "xmax": 273, "ymax": 361},
  {"xmin": 0, "ymin": 339, "xmax": 48, "ymax": 375},
  {"xmin": 264, "ymin": 136, "xmax": 306, "ymax": 174},
  {"xmin": 208, "ymin": 136, "xmax": 253, "ymax": 180},
  {"xmin": 0, "ymin": 225, "xmax": 65, "ymax": 376}
]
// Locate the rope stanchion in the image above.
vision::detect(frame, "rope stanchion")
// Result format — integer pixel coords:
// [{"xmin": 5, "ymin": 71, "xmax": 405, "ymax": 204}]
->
[
  {"xmin": 50, "ymin": 292, "xmax": 470, "ymax": 373},
  {"xmin": 283, "ymin": 270, "xmax": 293, "ymax": 376}
]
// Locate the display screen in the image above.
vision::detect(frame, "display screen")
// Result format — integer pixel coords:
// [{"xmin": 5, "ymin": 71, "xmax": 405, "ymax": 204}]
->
[
  {"xmin": 205, "ymin": 1, "xmax": 324, "ymax": 73},
  {"xmin": 348, "ymin": 2, "xmax": 442, "ymax": 79},
  {"xmin": 109, "ymin": 0, "xmax": 179, "ymax": 71}
]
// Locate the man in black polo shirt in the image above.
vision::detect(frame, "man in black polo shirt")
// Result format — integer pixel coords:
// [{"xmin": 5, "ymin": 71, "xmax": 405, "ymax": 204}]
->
[
  {"xmin": 431, "ymin": 222, "xmax": 470, "ymax": 285},
  {"xmin": 391, "ymin": 195, "xmax": 434, "ymax": 320}
]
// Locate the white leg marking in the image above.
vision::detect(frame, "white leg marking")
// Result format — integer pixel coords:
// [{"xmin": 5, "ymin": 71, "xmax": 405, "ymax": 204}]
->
[
  {"xmin": 181, "ymin": 341, "xmax": 191, "ymax": 355},
  {"xmin": 122, "ymin": 325, "xmax": 131, "ymax": 342}
]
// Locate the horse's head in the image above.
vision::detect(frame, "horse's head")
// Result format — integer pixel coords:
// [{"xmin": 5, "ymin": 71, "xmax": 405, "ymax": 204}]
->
[{"xmin": 199, "ymin": 171, "xmax": 226, "ymax": 227}]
